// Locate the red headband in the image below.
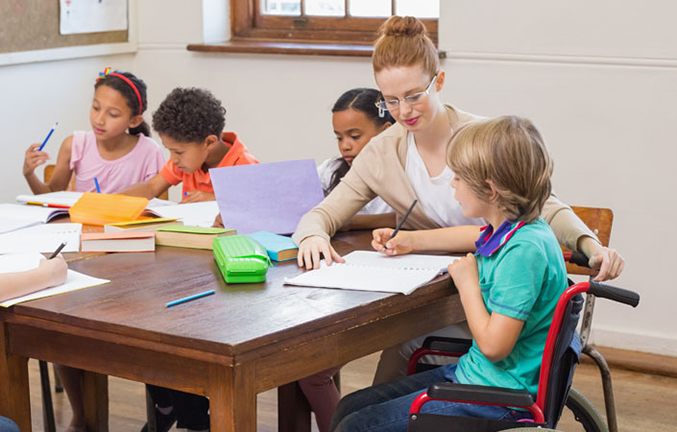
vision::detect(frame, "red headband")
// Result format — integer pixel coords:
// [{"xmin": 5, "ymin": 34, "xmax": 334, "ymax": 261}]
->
[{"xmin": 96, "ymin": 68, "xmax": 143, "ymax": 115}]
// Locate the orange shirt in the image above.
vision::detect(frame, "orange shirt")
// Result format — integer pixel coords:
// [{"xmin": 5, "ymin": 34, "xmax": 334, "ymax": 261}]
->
[{"xmin": 159, "ymin": 132, "xmax": 259, "ymax": 195}]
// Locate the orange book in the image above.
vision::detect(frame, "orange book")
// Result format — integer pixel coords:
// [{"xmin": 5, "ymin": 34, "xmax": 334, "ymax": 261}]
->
[
  {"xmin": 69, "ymin": 193, "xmax": 149, "ymax": 226},
  {"xmin": 81, "ymin": 232, "xmax": 155, "ymax": 253}
]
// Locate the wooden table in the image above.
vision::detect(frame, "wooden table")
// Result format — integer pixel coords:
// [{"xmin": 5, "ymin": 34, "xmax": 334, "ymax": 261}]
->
[{"xmin": 0, "ymin": 230, "xmax": 464, "ymax": 432}]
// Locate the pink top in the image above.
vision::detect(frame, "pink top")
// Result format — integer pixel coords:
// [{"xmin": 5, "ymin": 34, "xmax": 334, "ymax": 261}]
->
[{"xmin": 70, "ymin": 131, "xmax": 165, "ymax": 194}]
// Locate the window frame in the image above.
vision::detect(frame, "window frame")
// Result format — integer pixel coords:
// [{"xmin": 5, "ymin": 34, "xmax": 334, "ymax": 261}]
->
[{"xmin": 231, "ymin": 0, "xmax": 439, "ymax": 46}]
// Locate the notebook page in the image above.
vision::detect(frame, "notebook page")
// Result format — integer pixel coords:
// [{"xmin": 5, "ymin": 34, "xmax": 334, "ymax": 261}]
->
[
  {"xmin": 0, "ymin": 218, "xmax": 41, "ymax": 235},
  {"xmin": 284, "ymin": 262, "xmax": 441, "ymax": 295},
  {"xmin": 0, "ymin": 203, "xmax": 64, "ymax": 226},
  {"xmin": 15, "ymin": 191, "xmax": 83, "ymax": 207},
  {"xmin": 146, "ymin": 201, "xmax": 219, "ymax": 227},
  {"xmin": 0, "ymin": 223, "xmax": 81, "ymax": 254},
  {"xmin": 343, "ymin": 251, "xmax": 460, "ymax": 271},
  {"xmin": 0, "ymin": 253, "xmax": 110, "ymax": 307}
]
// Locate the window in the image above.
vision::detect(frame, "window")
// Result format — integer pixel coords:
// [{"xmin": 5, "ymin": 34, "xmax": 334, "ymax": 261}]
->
[{"xmin": 231, "ymin": 0, "xmax": 439, "ymax": 46}]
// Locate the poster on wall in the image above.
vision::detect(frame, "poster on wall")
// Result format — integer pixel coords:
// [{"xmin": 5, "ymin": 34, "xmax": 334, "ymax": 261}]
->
[{"xmin": 59, "ymin": 0, "xmax": 128, "ymax": 35}]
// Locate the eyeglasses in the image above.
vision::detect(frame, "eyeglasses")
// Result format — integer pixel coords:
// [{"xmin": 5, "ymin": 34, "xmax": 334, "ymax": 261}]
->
[{"xmin": 375, "ymin": 73, "xmax": 438, "ymax": 112}]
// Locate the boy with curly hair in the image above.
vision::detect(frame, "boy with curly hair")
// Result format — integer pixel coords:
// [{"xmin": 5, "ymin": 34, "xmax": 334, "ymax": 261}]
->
[
  {"xmin": 126, "ymin": 88, "xmax": 258, "ymax": 431},
  {"xmin": 124, "ymin": 87, "xmax": 258, "ymax": 202}
]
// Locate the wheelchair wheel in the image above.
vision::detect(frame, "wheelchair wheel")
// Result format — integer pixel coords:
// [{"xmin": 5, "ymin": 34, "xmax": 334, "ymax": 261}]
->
[{"xmin": 565, "ymin": 387, "xmax": 609, "ymax": 432}]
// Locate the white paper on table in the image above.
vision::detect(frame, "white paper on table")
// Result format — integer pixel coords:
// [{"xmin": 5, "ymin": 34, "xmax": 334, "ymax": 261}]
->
[
  {"xmin": 0, "ymin": 218, "xmax": 41, "ymax": 235},
  {"xmin": 0, "ymin": 223, "xmax": 82, "ymax": 254},
  {"xmin": 60, "ymin": 0, "xmax": 128, "ymax": 35},
  {"xmin": 285, "ymin": 251, "xmax": 461, "ymax": 295},
  {"xmin": 146, "ymin": 201, "xmax": 219, "ymax": 228},
  {"xmin": 15, "ymin": 191, "xmax": 83, "ymax": 208},
  {"xmin": 0, "ymin": 253, "xmax": 109, "ymax": 307}
]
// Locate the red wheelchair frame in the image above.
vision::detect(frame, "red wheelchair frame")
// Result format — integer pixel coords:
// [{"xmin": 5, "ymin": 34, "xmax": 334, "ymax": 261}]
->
[{"xmin": 407, "ymin": 277, "xmax": 639, "ymax": 431}]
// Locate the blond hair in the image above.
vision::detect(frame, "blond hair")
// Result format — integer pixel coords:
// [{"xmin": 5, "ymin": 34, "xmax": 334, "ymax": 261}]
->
[
  {"xmin": 372, "ymin": 16, "xmax": 438, "ymax": 76},
  {"xmin": 447, "ymin": 116, "xmax": 553, "ymax": 223}
]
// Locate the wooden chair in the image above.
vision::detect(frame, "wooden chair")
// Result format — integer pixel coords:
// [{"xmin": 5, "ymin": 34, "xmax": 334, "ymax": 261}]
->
[{"xmin": 563, "ymin": 206, "xmax": 621, "ymax": 432}]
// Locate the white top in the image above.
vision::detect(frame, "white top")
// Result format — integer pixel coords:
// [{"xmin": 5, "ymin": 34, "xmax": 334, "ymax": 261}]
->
[
  {"xmin": 317, "ymin": 156, "xmax": 393, "ymax": 215},
  {"xmin": 405, "ymin": 133, "xmax": 485, "ymax": 227}
]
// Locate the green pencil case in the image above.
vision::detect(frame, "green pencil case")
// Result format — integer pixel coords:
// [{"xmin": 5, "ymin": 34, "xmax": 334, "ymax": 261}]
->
[{"xmin": 213, "ymin": 235, "xmax": 271, "ymax": 283}]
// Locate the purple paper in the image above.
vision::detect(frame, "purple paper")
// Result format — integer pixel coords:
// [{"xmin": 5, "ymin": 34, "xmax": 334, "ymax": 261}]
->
[{"xmin": 210, "ymin": 159, "xmax": 325, "ymax": 235}]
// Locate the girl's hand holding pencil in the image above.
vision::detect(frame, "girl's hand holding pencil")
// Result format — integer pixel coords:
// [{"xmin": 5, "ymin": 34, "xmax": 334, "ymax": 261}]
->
[
  {"xmin": 24, "ymin": 122, "xmax": 58, "ymax": 177},
  {"xmin": 23, "ymin": 143, "xmax": 50, "ymax": 177}
]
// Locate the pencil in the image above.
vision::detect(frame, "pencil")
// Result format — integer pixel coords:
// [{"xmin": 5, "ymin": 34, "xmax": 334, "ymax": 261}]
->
[
  {"xmin": 387, "ymin": 199, "xmax": 418, "ymax": 245},
  {"xmin": 94, "ymin": 177, "xmax": 101, "ymax": 193},
  {"xmin": 38, "ymin": 122, "xmax": 59, "ymax": 152},
  {"xmin": 166, "ymin": 289, "xmax": 216, "ymax": 308},
  {"xmin": 48, "ymin": 242, "xmax": 67, "ymax": 259}
]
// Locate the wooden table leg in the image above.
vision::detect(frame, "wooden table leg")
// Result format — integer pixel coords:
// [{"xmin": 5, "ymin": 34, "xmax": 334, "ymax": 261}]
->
[
  {"xmin": 278, "ymin": 381, "xmax": 311, "ymax": 432},
  {"xmin": 0, "ymin": 321, "xmax": 31, "ymax": 431},
  {"xmin": 208, "ymin": 363, "xmax": 257, "ymax": 432},
  {"xmin": 82, "ymin": 371, "xmax": 109, "ymax": 432}
]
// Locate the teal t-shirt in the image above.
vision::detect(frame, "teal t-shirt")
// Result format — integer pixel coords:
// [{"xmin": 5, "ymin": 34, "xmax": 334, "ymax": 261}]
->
[{"xmin": 454, "ymin": 218, "xmax": 568, "ymax": 395}]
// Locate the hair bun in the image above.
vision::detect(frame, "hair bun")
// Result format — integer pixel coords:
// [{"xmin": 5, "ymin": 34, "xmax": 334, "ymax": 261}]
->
[{"xmin": 380, "ymin": 16, "xmax": 427, "ymax": 38}]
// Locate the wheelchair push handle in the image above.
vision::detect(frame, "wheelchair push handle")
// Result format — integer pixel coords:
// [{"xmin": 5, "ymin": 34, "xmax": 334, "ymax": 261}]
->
[
  {"xmin": 588, "ymin": 281, "xmax": 640, "ymax": 307},
  {"xmin": 566, "ymin": 250, "xmax": 590, "ymax": 267}
]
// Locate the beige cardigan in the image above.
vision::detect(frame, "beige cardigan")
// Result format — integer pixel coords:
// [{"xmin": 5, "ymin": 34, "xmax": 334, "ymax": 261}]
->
[{"xmin": 293, "ymin": 105, "xmax": 595, "ymax": 251}]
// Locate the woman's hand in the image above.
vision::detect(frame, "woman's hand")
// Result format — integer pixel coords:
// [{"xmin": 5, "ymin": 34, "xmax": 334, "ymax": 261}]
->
[
  {"xmin": 371, "ymin": 228, "xmax": 415, "ymax": 255},
  {"xmin": 23, "ymin": 143, "xmax": 50, "ymax": 177},
  {"xmin": 578, "ymin": 237, "xmax": 625, "ymax": 281},
  {"xmin": 297, "ymin": 235, "xmax": 345, "ymax": 270},
  {"xmin": 588, "ymin": 246, "xmax": 625, "ymax": 281}
]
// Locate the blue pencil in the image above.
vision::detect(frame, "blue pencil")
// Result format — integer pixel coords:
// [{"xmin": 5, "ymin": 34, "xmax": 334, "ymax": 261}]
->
[
  {"xmin": 38, "ymin": 122, "xmax": 59, "ymax": 151},
  {"xmin": 165, "ymin": 289, "xmax": 216, "ymax": 307},
  {"xmin": 94, "ymin": 177, "xmax": 101, "ymax": 193}
]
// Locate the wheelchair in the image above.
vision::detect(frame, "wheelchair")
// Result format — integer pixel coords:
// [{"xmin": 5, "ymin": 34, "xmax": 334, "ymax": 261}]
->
[{"xmin": 406, "ymin": 267, "xmax": 639, "ymax": 432}]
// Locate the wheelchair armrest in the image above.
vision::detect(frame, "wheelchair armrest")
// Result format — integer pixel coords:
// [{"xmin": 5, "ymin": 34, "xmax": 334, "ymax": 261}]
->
[
  {"xmin": 411, "ymin": 382, "xmax": 544, "ymax": 424},
  {"xmin": 426, "ymin": 382, "xmax": 535, "ymax": 407},
  {"xmin": 422, "ymin": 336, "xmax": 473, "ymax": 353}
]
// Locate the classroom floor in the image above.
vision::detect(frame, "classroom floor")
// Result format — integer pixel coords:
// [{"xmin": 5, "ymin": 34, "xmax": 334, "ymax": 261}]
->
[{"xmin": 26, "ymin": 352, "xmax": 677, "ymax": 431}]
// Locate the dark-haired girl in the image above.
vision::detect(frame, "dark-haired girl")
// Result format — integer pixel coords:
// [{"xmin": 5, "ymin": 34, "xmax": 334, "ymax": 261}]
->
[
  {"xmin": 22, "ymin": 68, "xmax": 164, "ymax": 432},
  {"xmin": 317, "ymin": 87, "xmax": 395, "ymax": 231},
  {"xmin": 23, "ymin": 67, "xmax": 164, "ymax": 195}
]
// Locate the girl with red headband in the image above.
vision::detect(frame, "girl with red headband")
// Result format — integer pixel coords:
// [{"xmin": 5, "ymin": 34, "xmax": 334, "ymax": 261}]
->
[
  {"xmin": 23, "ymin": 68, "xmax": 165, "ymax": 196},
  {"xmin": 22, "ymin": 68, "xmax": 165, "ymax": 432}
]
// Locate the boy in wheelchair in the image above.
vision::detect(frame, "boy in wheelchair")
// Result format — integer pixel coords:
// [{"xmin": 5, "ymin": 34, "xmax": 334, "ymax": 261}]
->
[{"xmin": 330, "ymin": 116, "xmax": 569, "ymax": 431}]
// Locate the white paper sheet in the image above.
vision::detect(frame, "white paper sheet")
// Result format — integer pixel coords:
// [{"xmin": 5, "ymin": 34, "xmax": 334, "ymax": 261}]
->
[
  {"xmin": 16, "ymin": 191, "xmax": 83, "ymax": 208},
  {"xmin": 0, "ymin": 223, "xmax": 82, "ymax": 254},
  {"xmin": 285, "ymin": 251, "xmax": 461, "ymax": 295},
  {"xmin": 0, "ymin": 253, "xmax": 109, "ymax": 307},
  {"xmin": 60, "ymin": 0, "xmax": 128, "ymax": 35},
  {"xmin": 146, "ymin": 201, "xmax": 220, "ymax": 228}
]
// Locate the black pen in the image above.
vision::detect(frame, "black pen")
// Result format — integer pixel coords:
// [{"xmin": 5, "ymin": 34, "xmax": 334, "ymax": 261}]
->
[
  {"xmin": 385, "ymin": 199, "xmax": 417, "ymax": 249},
  {"xmin": 48, "ymin": 242, "xmax": 67, "ymax": 259}
]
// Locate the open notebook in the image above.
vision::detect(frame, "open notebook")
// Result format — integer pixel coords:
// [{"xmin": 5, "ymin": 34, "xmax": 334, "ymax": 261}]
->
[
  {"xmin": 0, "ymin": 253, "xmax": 109, "ymax": 307},
  {"xmin": 284, "ymin": 251, "xmax": 461, "ymax": 295},
  {"xmin": 0, "ymin": 203, "xmax": 70, "ymax": 234}
]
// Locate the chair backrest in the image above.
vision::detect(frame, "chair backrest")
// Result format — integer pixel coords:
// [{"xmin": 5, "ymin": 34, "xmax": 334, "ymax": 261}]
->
[
  {"xmin": 566, "ymin": 206, "xmax": 613, "ymax": 276},
  {"xmin": 537, "ymin": 285, "xmax": 585, "ymax": 428},
  {"xmin": 44, "ymin": 164, "xmax": 76, "ymax": 191},
  {"xmin": 44, "ymin": 164, "xmax": 169, "ymax": 200}
]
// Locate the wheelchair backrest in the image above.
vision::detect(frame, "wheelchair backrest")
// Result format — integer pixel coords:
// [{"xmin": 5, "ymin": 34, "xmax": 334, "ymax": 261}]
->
[{"xmin": 541, "ymin": 293, "xmax": 584, "ymax": 428}]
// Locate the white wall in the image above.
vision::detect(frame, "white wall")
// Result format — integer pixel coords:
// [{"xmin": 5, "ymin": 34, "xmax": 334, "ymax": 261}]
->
[
  {"xmin": 0, "ymin": 0, "xmax": 674, "ymax": 355},
  {"xmin": 440, "ymin": 0, "xmax": 677, "ymax": 355}
]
